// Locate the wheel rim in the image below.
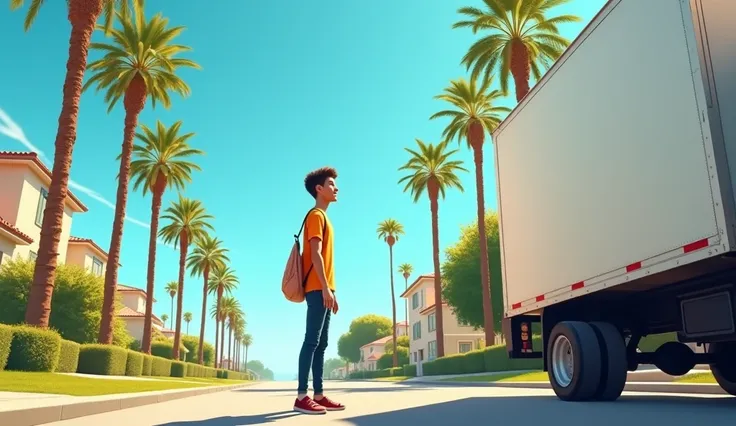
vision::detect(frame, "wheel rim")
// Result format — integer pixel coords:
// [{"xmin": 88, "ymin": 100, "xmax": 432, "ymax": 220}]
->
[{"xmin": 552, "ymin": 335, "xmax": 575, "ymax": 388}]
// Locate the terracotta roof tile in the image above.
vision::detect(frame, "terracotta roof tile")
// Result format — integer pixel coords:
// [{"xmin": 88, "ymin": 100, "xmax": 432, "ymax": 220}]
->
[
  {"xmin": 117, "ymin": 306, "xmax": 162, "ymax": 325},
  {"xmin": 69, "ymin": 235, "xmax": 109, "ymax": 259},
  {"xmin": 0, "ymin": 215, "xmax": 33, "ymax": 244}
]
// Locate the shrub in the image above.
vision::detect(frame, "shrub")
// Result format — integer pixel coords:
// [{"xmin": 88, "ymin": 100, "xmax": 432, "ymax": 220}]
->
[
  {"xmin": 482, "ymin": 336, "xmax": 543, "ymax": 373},
  {"xmin": 403, "ymin": 363, "xmax": 417, "ymax": 377},
  {"xmin": 7, "ymin": 325, "xmax": 61, "ymax": 372},
  {"xmin": 181, "ymin": 335, "xmax": 199, "ymax": 363},
  {"xmin": 0, "ymin": 324, "xmax": 13, "ymax": 371},
  {"xmin": 151, "ymin": 340, "xmax": 187, "ymax": 360},
  {"xmin": 141, "ymin": 354, "xmax": 153, "ymax": 376},
  {"xmin": 125, "ymin": 351, "xmax": 144, "ymax": 376},
  {"xmin": 462, "ymin": 350, "xmax": 486, "ymax": 374},
  {"xmin": 56, "ymin": 340, "xmax": 81, "ymax": 373},
  {"xmin": 202, "ymin": 342, "xmax": 215, "ymax": 366},
  {"xmin": 151, "ymin": 356, "xmax": 172, "ymax": 377},
  {"xmin": 171, "ymin": 361, "xmax": 187, "ymax": 377},
  {"xmin": 388, "ymin": 367, "xmax": 403, "ymax": 376},
  {"xmin": 77, "ymin": 344, "xmax": 128, "ymax": 375},
  {"xmin": 377, "ymin": 346, "xmax": 409, "ymax": 370}
]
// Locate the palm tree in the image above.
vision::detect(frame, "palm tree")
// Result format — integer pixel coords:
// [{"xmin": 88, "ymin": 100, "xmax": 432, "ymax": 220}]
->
[
  {"xmin": 84, "ymin": 5, "xmax": 200, "ymax": 344},
  {"xmin": 13, "ymin": 0, "xmax": 144, "ymax": 327},
  {"xmin": 207, "ymin": 265, "xmax": 238, "ymax": 368},
  {"xmin": 165, "ymin": 281, "xmax": 178, "ymax": 327},
  {"xmin": 231, "ymin": 317, "xmax": 245, "ymax": 371},
  {"xmin": 183, "ymin": 312, "xmax": 192, "ymax": 334},
  {"xmin": 453, "ymin": 0, "xmax": 580, "ymax": 101},
  {"xmin": 226, "ymin": 304, "xmax": 244, "ymax": 368},
  {"xmin": 159, "ymin": 196, "xmax": 213, "ymax": 359},
  {"xmin": 431, "ymin": 77, "xmax": 510, "ymax": 346},
  {"xmin": 128, "ymin": 119, "xmax": 203, "ymax": 350},
  {"xmin": 399, "ymin": 139, "xmax": 468, "ymax": 358},
  {"xmin": 397, "ymin": 263, "xmax": 413, "ymax": 324},
  {"xmin": 209, "ymin": 299, "xmax": 227, "ymax": 368},
  {"xmin": 161, "ymin": 313, "xmax": 169, "ymax": 328},
  {"xmin": 377, "ymin": 219, "xmax": 405, "ymax": 368},
  {"xmin": 188, "ymin": 234, "xmax": 229, "ymax": 364},
  {"xmin": 242, "ymin": 333, "xmax": 253, "ymax": 374},
  {"xmin": 218, "ymin": 296, "xmax": 241, "ymax": 368}
]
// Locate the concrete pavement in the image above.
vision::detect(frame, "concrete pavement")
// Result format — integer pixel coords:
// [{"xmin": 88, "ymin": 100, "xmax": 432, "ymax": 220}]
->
[{"xmin": 40, "ymin": 380, "xmax": 736, "ymax": 425}]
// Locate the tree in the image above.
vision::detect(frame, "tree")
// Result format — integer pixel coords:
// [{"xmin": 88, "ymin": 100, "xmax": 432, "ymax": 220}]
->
[
  {"xmin": 430, "ymin": 76, "xmax": 510, "ymax": 345},
  {"xmin": 159, "ymin": 196, "xmax": 213, "ymax": 359},
  {"xmin": 183, "ymin": 312, "xmax": 192, "ymax": 334},
  {"xmin": 187, "ymin": 234, "xmax": 229, "ymax": 364},
  {"xmin": 378, "ymin": 347, "xmax": 409, "ymax": 369},
  {"xmin": 376, "ymin": 219, "xmax": 405, "ymax": 368},
  {"xmin": 13, "ymin": 0, "xmax": 143, "ymax": 328},
  {"xmin": 398, "ymin": 139, "xmax": 468, "ymax": 358},
  {"xmin": 323, "ymin": 358, "xmax": 344, "ymax": 378},
  {"xmin": 84, "ymin": 5, "xmax": 199, "ymax": 344},
  {"xmin": 208, "ymin": 265, "xmax": 238, "ymax": 367},
  {"xmin": 453, "ymin": 0, "xmax": 580, "ymax": 101},
  {"xmin": 217, "ymin": 296, "xmax": 242, "ymax": 367},
  {"xmin": 242, "ymin": 333, "xmax": 252, "ymax": 372},
  {"xmin": 442, "ymin": 211, "xmax": 504, "ymax": 333},
  {"xmin": 161, "ymin": 313, "xmax": 169, "ymax": 328},
  {"xmin": 246, "ymin": 360, "xmax": 274, "ymax": 381},
  {"xmin": 336, "ymin": 314, "xmax": 393, "ymax": 363},
  {"xmin": 384, "ymin": 335, "xmax": 410, "ymax": 352},
  {"xmin": 129, "ymin": 119, "xmax": 203, "ymax": 350},
  {"xmin": 230, "ymin": 315, "xmax": 245, "ymax": 370},
  {"xmin": 397, "ymin": 263, "xmax": 413, "ymax": 325}
]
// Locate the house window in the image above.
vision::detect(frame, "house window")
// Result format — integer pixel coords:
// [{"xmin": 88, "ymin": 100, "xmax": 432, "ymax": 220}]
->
[
  {"xmin": 459, "ymin": 342, "xmax": 473, "ymax": 353},
  {"xmin": 428, "ymin": 313, "xmax": 436, "ymax": 332},
  {"xmin": 412, "ymin": 293, "xmax": 419, "ymax": 309},
  {"xmin": 428, "ymin": 340, "xmax": 437, "ymax": 360},
  {"xmin": 412, "ymin": 321, "xmax": 422, "ymax": 340},
  {"xmin": 29, "ymin": 251, "xmax": 37, "ymax": 262},
  {"xmin": 35, "ymin": 188, "xmax": 48, "ymax": 227},
  {"xmin": 92, "ymin": 257, "xmax": 103, "ymax": 276}
]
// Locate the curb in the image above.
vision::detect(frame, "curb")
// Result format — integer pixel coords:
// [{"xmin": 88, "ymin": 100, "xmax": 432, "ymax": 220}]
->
[
  {"xmin": 417, "ymin": 380, "xmax": 727, "ymax": 395},
  {"xmin": 0, "ymin": 382, "xmax": 254, "ymax": 426}
]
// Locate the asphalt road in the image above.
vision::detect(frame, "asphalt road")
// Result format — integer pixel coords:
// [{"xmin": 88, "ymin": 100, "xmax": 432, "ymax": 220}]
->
[{"xmin": 43, "ymin": 380, "xmax": 736, "ymax": 426}]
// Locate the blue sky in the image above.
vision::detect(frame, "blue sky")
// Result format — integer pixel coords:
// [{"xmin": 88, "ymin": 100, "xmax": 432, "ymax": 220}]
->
[{"xmin": 0, "ymin": 0, "xmax": 606, "ymax": 379}]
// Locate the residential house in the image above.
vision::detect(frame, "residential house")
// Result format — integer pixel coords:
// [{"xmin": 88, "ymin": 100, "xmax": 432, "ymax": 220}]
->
[
  {"xmin": 401, "ymin": 273, "xmax": 484, "ymax": 367},
  {"xmin": 65, "ymin": 236, "xmax": 109, "ymax": 276},
  {"xmin": 357, "ymin": 322, "xmax": 409, "ymax": 371},
  {"xmin": 0, "ymin": 151, "xmax": 87, "ymax": 265},
  {"xmin": 117, "ymin": 284, "xmax": 170, "ymax": 342}
]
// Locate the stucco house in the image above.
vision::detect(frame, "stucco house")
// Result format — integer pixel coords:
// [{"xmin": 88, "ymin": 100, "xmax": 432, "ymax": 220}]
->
[
  {"xmin": 117, "ymin": 284, "xmax": 168, "ymax": 342},
  {"xmin": 401, "ymin": 273, "xmax": 484, "ymax": 368},
  {"xmin": 356, "ymin": 322, "xmax": 408, "ymax": 371},
  {"xmin": 66, "ymin": 236, "xmax": 110, "ymax": 276}
]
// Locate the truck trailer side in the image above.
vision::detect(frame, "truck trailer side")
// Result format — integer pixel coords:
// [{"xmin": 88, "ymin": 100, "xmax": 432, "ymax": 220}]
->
[{"xmin": 494, "ymin": 0, "xmax": 736, "ymax": 401}]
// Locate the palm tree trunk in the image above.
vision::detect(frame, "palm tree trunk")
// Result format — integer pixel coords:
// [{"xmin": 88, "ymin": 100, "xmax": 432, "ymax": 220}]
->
[
  {"xmin": 228, "ymin": 326, "xmax": 233, "ymax": 368},
  {"xmin": 172, "ymin": 232, "xmax": 188, "ymax": 360},
  {"xmin": 140, "ymin": 178, "xmax": 165, "ymax": 353},
  {"xmin": 220, "ymin": 316, "xmax": 226, "ymax": 367},
  {"xmin": 245, "ymin": 345, "xmax": 249, "ymax": 373},
  {"xmin": 428, "ymin": 179, "xmax": 445, "ymax": 358},
  {"xmin": 389, "ymin": 243, "xmax": 398, "ymax": 368},
  {"xmin": 197, "ymin": 266, "xmax": 209, "ymax": 364},
  {"xmin": 25, "ymin": 3, "xmax": 103, "ymax": 327},
  {"xmin": 404, "ymin": 275, "xmax": 409, "ymax": 329},
  {"xmin": 99, "ymin": 74, "xmax": 147, "ymax": 344},
  {"xmin": 470, "ymin": 131, "xmax": 496, "ymax": 346},
  {"xmin": 510, "ymin": 39, "xmax": 531, "ymax": 102}
]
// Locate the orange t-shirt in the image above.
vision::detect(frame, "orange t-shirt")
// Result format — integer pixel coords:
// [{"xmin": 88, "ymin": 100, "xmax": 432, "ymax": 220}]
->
[{"xmin": 302, "ymin": 208, "xmax": 335, "ymax": 293}]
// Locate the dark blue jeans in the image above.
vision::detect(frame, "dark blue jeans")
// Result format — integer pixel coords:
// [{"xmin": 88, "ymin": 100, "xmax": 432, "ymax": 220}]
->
[{"xmin": 297, "ymin": 290, "xmax": 331, "ymax": 394}]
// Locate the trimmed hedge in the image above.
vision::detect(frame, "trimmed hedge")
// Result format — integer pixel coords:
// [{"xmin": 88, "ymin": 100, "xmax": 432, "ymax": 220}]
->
[
  {"xmin": 7, "ymin": 326, "xmax": 61, "ymax": 372},
  {"xmin": 125, "ymin": 351, "xmax": 144, "ymax": 376},
  {"xmin": 151, "ymin": 356, "xmax": 172, "ymax": 377},
  {"xmin": 141, "ymin": 354, "xmax": 153, "ymax": 376},
  {"xmin": 0, "ymin": 324, "xmax": 13, "ymax": 371},
  {"xmin": 56, "ymin": 340, "xmax": 81, "ymax": 373},
  {"xmin": 403, "ymin": 364, "xmax": 417, "ymax": 377},
  {"xmin": 421, "ymin": 336, "xmax": 544, "ymax": 376},
  {"xmin": 171, "ymin": 361, "xmax": 187, "ymax": 377},
  {"xmin": 77, "ymin": 344, "xmax": 128, "ymax": 375}
]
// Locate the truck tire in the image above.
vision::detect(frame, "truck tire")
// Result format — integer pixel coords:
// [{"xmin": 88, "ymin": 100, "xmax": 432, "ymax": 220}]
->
[
  {"xmin": 708, "ymin": 342, "xmax": 736, "ymax": 396},
  {"xmin": 590, "ymin": 322, "xmax": 627, "ymax": 401},
  {"xmin": 547, "ymin": 321, "xmax": 602, "ymax": 401}
]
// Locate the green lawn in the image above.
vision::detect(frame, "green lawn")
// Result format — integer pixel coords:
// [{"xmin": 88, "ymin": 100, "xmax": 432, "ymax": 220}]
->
[
  {"xmin": 0, "ymin": 371, "xmax": 217, "ymax": 396},
  {"xmin": 373, "ymin": 376, "xmax": 410, "ymax": 382},
  {"xmin": 148, "ymin": 376, "xmax": 250, "ymax": 385},
  {"xmin": 675, "ymin": 372, "xmax": 717, "ymax": 384},
  {"xmin": 441, "ymin": 371, "xmax": 548, "ymax": 383}
]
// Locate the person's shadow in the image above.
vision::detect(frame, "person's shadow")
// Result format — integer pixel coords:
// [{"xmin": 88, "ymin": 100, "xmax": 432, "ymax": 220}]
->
[{"xmin": 155, "ymin": 410, "xmax": 299, "ymax": 426}]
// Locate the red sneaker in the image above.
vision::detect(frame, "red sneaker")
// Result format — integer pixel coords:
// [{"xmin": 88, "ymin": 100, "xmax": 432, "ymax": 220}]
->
[
  {"xmin": 293, "ymin": 396, "xmax": 326, "ymax": 415},
  {"xmin": 314, "ymin": 396, "xmax": 345, "ymax": 411}
]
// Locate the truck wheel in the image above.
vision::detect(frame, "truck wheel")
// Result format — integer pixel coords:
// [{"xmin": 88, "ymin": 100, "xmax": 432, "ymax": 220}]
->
[
  {"xmin": 708, "ymin": 342, "xmax": 736, "ymax": 396},
  {"xmin": 547, "ymin": 321, "xmax": 602, "ymax": 401},
  {"xmin": 590, "ymin": 322, "xmax": 627, "ymax": 401}
]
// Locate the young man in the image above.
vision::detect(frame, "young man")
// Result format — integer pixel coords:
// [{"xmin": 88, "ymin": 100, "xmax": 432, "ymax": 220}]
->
[{"xmin": 293, "ymin": 167, "xmax": 346, "ymax": 415}]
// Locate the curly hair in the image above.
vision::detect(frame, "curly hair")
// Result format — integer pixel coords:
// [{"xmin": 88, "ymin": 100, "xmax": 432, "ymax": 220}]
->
[{"xmin": 304, "ymin": 167, "xmax": 338, "ymax": 198}]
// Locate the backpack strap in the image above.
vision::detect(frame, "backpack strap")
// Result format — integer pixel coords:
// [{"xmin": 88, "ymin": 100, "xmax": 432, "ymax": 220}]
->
[{"xmin": 296, "ymin": 208, "xmax": 327, "ymax": 288}]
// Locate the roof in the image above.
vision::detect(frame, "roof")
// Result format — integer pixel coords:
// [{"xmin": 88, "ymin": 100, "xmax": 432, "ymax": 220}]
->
[
  {"xmin": 0, "ymin": 215, "xmax": 33, "ymax": 244},
  {"xmin": 117, "ymin": 306, "xmax": 163, "ymax": 326},
  {"xmin": 117, "ymin": 284, "xmax": 156, "ymax": 303},
  {"xmin": 361, "ymin": 335, "xmax": 392, "ymax": 349},
  {"xmin": 366, "ymin": 354, "xmax": 380, "ymax": 361},
  {"xmin": 420, "ymin": 302, "xmax": 447, "ymax": 316},
  {"xmin": 399, "ymin": 273, "xmax": 434, "ymax": 298},
  {"xmin": 68, "ymin": 236, "xmax": 110, "ymax": 260},
  {"xmin": 0, "ymin": 151, "xmax": 88, "ymax": 212}
]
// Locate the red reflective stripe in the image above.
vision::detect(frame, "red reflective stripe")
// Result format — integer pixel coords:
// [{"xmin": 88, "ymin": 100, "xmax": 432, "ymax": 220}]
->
[
  {"xmin": 535, "ymin": 294, "xmax": 545, "ymax": 302},
  {"xmin": 683, "ymin": 238, "xmax": 709, "ymax": 253},
  {"xmin": 571, "ymin": 281, "xmax": 584, "ymax": 290},
  {"xmin": 626, "ymin": 262, "xmax": 642, "ymax": 272},
  {"xmin": 512, "ymin": 302, "xmax": 522, "ymax": 310}
]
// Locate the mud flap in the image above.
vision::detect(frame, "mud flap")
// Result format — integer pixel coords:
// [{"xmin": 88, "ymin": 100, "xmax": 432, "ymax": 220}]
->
[{"xmin": 504, "ymin": 315, "xmax": 543, "ymax": 359}]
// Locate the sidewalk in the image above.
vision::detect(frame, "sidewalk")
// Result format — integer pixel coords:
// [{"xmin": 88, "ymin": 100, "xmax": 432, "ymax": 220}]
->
[{"xmin": 405, "ymin": 367, "xmax": 713, "ymax": 383}]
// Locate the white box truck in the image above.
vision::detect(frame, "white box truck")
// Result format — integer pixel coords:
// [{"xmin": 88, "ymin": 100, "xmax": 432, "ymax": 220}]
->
[{"xmin": 494, "ymin": 0, "xmax": 736, "ymax": 401}]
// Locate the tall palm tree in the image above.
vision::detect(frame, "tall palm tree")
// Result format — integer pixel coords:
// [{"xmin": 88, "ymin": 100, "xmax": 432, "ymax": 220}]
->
[
  {"xmin": 159, "ymin": 196, "xmax": 213, "ymax": 359},
  {"xmin": 13, "ymin": 0, "xmax": 144, "ymax": 327},
  {"xmin": 453, "ymin": 0, "xmax": 580, "ymax": 101},
  {"xmin": 207, "ymin": 265, "xmax": 238, "ymax": 368},
  {"xmin": 183, "ymin": 312, "xmax": 192, "ymax": 334},
  {"xmin": 165, "ymin": 281, "xmax": 178, "ymax": 326},
  {"xmin": 218, "ymin": 296, "xmax": 241, "ymax": 368},
  {"xmin": 161, "ymin": 313, "xmax": 169, "ymax": 328},
  {"xmin": 231, "ymin": 317, "xmax": 245, "ymax": 371},
  {"xmin": 397, "ymin": 263, "xmax": 413, "ymax": 325},
  {"xmin": 431, "ymin": 77, "xmax": 510, "ymax": 345},
  {"xmin": 188, "ymin": 235, "xmax": 229, "ymax": 364},
  {"xmin": 127, "ymin": 119, "xmax": 203, "ymax": 350},
  {"xmin": 227, "ymin": 304, "xmax": 244, "ymax": 368},
  {"xmin": 84, "ymin": 5, "xmax": 200, "ymax": 344},
  {"xmin": 242, "ymin": 333, "xmax": 253, "ymax": 374},
  {"xmin": 399, "ymin": 139, "xmax": 467, "ymax": 358},
  {"xmin": 377, "ymin": 219, "xmax": 405, "ymax": 368},
  {"xmin": 209, "ymin": 299, "xmax": 226, "ymax": 368}
]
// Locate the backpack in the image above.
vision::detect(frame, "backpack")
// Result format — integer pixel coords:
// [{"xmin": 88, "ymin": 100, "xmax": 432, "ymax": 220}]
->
[{"xmin": 282, "ymin": 208, "xmax": 326, "ymax": 303}]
